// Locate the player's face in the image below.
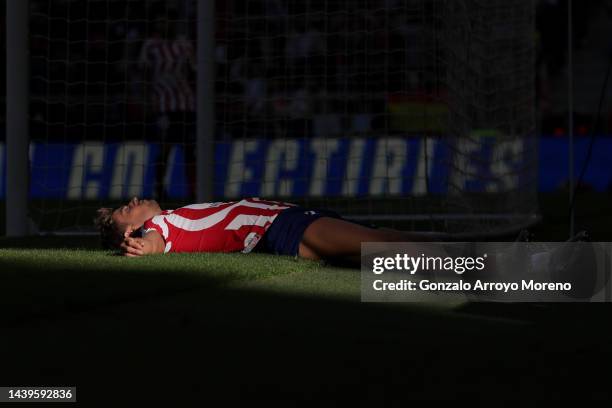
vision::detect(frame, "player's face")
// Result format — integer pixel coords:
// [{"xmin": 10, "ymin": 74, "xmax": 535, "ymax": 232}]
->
[{"xmin": 112, "ymin": 197, "xmax": 162, "ymax": 235}]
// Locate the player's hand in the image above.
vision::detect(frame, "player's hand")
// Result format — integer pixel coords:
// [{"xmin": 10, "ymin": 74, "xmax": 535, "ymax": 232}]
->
[{"xmin": 121, "ymin": 237, "xmax": 146, "ymax": 257}]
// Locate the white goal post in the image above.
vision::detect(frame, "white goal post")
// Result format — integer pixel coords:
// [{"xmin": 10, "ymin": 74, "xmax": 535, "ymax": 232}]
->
[{"xmin": 6, "ymin": 0, "xmax": 30, "ymax": 236}]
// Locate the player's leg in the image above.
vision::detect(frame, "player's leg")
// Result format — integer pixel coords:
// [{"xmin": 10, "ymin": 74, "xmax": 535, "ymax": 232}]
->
[
  {"xmin": 298, "ymin": 241, "xmax": 322, "ymax": 261},
  {"xmin": 299, "ymin": 217, "xmax": 444, "ymax": 260}
]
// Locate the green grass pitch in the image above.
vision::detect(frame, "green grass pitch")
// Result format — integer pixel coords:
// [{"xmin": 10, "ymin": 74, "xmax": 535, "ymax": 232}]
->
[
  {"xmin": 0, "ymin": 238, "xmax": 469, "ymax": 329},
  {"xmin": 0, "ymin": 246, "xmax": 352, "ymax": 321},
  {"xmin": 0, "ymin": 238, "xmax": 525, "ymax": 404},
  {"xmin": 2, "ymin": 192, "xmax": 612, "ymax": 404}
]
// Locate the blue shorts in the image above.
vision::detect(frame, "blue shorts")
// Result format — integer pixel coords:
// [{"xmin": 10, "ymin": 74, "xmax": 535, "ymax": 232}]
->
[{"xmin": 255, "ymin": 207, "xmax": 343, "ymax": 257}]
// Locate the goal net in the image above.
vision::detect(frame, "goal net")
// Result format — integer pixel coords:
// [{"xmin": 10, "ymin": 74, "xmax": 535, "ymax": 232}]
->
[{"xmin": 15, "ymin": 0, "xmax": 537, "ymax": 235}]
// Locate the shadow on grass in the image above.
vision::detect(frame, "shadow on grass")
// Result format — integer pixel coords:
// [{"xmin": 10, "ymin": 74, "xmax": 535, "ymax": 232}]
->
[
  {"xmin": 0, "ymin": 272, "xmax": 526, "ymax": 404},
  {"xmin": 0, "ymin": 255, "xmax": 232, "ymax": 327},
  {"xmin": 2, "ymin": 253, "xmax": 612, "ymax": 405}
]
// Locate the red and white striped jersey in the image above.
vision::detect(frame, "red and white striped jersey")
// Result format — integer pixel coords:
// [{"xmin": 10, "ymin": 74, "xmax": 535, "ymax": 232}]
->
[
  {"xmin": 139, "ymin": 36, "xmax": 196, "ymax": 113},
  {"xmin": 142, "ymin": 198, "xmax": 295, "ymax": 254}
]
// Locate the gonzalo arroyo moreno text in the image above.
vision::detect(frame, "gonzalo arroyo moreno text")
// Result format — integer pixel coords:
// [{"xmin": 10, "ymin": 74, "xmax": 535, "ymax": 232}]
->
[{"xmin": 370, "ymin": 253, "xmax": 572, "ymax": 293}]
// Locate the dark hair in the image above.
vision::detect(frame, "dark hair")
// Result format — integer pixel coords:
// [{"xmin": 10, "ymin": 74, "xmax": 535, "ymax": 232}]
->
[{"xmin": 94, "ymin": 207, "xmax": 125, "ymax": 250}]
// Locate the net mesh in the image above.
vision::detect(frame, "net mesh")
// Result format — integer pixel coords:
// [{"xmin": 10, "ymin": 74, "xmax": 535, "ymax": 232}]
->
[
  {"xmin": 24, "ymin": 0, "xmax": 537, "ymax": 234},
  {"xmin": 29, "ymin": 0, "xmax": 197, "ymax": 232}
]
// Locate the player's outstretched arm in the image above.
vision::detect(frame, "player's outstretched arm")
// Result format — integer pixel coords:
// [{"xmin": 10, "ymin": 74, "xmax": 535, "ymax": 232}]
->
[{"xmin": 120, "ymin": 230, "xmax": 165, "ymax": 257}]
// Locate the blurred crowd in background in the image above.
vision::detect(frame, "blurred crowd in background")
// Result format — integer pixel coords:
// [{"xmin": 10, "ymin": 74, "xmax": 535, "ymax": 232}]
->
[{"xmin": 0, "ymin": 0, "xmax": 611, "ymax": 142}]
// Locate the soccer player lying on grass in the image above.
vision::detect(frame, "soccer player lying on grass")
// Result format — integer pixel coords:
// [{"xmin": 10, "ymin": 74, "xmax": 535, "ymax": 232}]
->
[
  {"xmin": 94, "ymin": 197, "xmax": 600, "ymax": 298},
  {"xmin": 94, "ymin": 197, "xmax": 445, "ymax": 262}
]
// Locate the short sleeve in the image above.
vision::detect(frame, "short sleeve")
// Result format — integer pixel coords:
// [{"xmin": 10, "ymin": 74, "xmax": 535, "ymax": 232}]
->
[{"xmin": 143, "ymin": 218, "xmax": 163, "ymax": 238}]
